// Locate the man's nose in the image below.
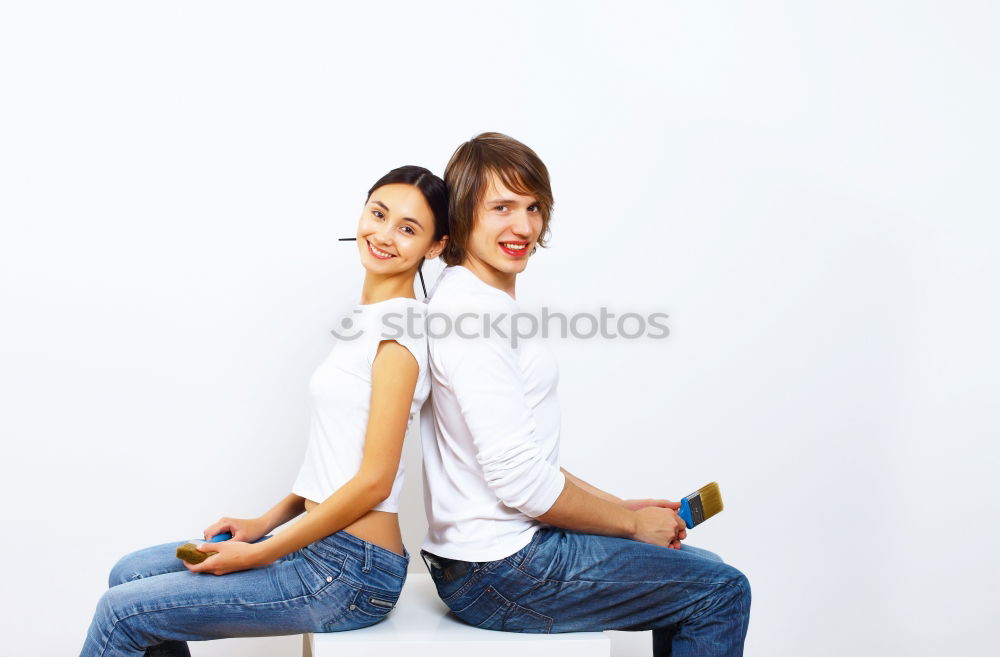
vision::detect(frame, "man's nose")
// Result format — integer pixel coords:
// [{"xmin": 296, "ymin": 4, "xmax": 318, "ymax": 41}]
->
[{"xmin": 511, "ymin": 210, "xmax": 534, "ymax": 237}]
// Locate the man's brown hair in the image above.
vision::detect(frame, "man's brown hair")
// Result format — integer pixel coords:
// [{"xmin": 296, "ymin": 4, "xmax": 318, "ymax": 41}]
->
[{"xmin": 441, "ymin": 132, "xmax": 554, "ymax": 266}]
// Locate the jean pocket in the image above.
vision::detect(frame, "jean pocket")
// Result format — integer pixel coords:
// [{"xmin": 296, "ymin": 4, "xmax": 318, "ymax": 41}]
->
[
  {"xmin": 318, "ymin": 585, "xmax": 400, "ymax": 632},
  {"xmin": 298, "ymin": 548, "xmax": 347, "ymax": 590},
  {"xmin": 349, "ymin": 587, "xmax": 401, "ymax": 619},
  {"xmin": 506, "ymin": 530, "xmax": 545, "ymax": 574},
  {"xmin": 453, "ymin": 585, "xmax": 554, "ymax": 634}
]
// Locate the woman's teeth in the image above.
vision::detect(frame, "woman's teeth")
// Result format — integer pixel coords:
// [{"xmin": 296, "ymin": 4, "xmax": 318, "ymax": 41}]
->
[
  {"xmin": 501, "ymin": 242, "xmax": 527, "ymax": 250},
  {"xmin": 368, "ymin": 241, "xmax": 394, "ymax": 258}
]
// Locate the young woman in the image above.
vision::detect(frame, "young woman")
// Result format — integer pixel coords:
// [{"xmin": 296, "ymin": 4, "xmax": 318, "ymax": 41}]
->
[{"xmin": 80, "ymin": 165, "xmax": 449, "ymax": 657}]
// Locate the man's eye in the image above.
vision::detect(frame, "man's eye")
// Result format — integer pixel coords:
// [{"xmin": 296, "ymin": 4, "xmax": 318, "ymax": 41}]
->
[
  {"xmin": 495, "ymin": 205, "xmax": 509, "ymax": 212},
  {"xmin": 527, "ymin": 204, "xmax": 539, "ymax": 212}
]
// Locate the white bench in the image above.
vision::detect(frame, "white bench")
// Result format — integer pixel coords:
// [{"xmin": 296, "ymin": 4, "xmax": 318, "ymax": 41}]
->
[{"xmin": 304, "ymin": 573, "xmax": 610, "ymax": 657}]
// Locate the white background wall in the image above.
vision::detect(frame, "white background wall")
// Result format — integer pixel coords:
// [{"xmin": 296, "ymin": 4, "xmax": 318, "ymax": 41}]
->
[{"xmin": 2, "ymin": 2, "xmax": 997, "ymax": 656}]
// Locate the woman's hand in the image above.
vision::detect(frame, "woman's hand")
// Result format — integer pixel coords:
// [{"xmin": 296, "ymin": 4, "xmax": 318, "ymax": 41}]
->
[
  {"xmin": 203, "ymin": 516, "xmax": 269, "ymax": 543},
  {"xmin": 182, "ymin": 540, "xmax": 270, "ymax": 576}
]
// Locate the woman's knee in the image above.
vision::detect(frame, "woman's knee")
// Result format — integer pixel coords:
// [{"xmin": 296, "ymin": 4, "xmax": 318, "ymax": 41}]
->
[
  {"xmin": 88, "ymin": 586, "xmax": 152, "ymax": 654},
  {"xmin": 108, "ymin": 551, "xmax": 143, "ymax": 587},
  {"xmin": 107, "ymin": 542, "xmax": 179, "ymax": 587}
]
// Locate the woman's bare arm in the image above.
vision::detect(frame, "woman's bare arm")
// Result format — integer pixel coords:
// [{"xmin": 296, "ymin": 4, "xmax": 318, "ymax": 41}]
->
[
  {"xmin": 258, "ymin": 493, "xmax": 308, "ymax": 532},
  {"xmin": 186, "ymin": 340, "xmax": 418, "ymax": 575}
]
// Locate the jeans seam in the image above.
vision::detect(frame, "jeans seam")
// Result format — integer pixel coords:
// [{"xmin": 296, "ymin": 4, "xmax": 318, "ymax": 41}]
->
[
  {"xmin": 515, "ymin": 529, "xmax": 544, "ymax": 574},
  {"xmin": 100, "ymin": 593, "xmax": 321, "ymax": 656},
  {"xmin": 488, "ymin": 586, "xmax": 554, "ymax": 633},
  {"xmin": 454, "ymin": 584, "xmax": 553, "ymax": 634},
  {"xmin": 97, "ymin": 606, "xmax": 123, "ymax": 657},
  {"xmin": 684, "ymin": 578, "xmax": 750, "ymax": 623},
  {"xmin": 109, "ymin": 566, "xmax": 352, "ymax": 625},
  {"xmin": 302, "ymin": 549, "xmax": 348, "ymax": 577},
  {"xmin": 540, "ymin": 575, "xmax": 734, "ymax": 586},
  {"xmin": 506, "ymin": 558, "xmax": 546, "ymax": 585},
  {"xmin": 370, "ymin": 563, "xmax": 408, "ymax": 579}
]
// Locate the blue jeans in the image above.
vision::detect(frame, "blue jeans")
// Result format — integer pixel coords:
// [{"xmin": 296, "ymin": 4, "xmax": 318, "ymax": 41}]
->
[
  {"xmin": 80, "ymin": 531, "xmax": 408, "ymax": 657},
  {"xmin": 422, "ymin": 528, "xmax": 750, "ymax": 657}
]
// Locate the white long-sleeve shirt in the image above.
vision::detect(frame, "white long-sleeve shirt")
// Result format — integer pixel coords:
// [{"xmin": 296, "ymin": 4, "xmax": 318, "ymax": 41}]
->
[{"xmin": 420, "ymin": 265, "xmax": 566, "ymax": 561}]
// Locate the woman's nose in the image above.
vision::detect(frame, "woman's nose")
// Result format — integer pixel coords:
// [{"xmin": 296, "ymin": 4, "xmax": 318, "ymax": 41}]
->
[{"xmin": 373, "ymin": 224, "xmax": 395, "ymax": 245}]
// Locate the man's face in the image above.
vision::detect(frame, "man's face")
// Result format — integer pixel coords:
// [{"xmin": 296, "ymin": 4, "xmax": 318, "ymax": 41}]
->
[{"xmin": 462, "ymin": 173, "xmax": 543, "ymax": 287}]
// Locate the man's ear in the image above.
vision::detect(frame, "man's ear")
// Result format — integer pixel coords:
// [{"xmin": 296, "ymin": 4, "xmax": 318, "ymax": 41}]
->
[{"xmin": 426, "ymin": 235, "xmax": 449, "ymax": 260}]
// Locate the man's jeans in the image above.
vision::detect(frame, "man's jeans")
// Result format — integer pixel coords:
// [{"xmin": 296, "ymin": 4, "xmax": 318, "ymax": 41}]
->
[
  {"xmin": 422, "ymin": 528, "xmax": 750, "ymax": 657},
  {"xmin": 80, "ymin": 531, "xmax": 408, "ymax": 657}
]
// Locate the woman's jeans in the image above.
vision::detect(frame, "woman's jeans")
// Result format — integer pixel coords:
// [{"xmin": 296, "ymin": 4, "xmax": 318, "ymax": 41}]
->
[
  {"xmin": 422, "ymin": 528, "xmax": 750, "ymax": 657},
  {"xmin": 80, "ymin": 531, "xmax": 408, "ymax": 657}
]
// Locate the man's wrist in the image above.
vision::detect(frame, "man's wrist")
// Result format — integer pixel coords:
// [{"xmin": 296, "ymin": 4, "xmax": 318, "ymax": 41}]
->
[{"xmin": 622, "ymin": 508, "xmax": 639, "ymax": 539}]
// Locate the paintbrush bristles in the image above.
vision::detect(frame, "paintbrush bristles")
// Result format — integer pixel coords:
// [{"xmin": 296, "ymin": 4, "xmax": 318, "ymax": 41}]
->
[{"xmin": 697, "ymin": 481, "xmax": 724, "ymax": 521}]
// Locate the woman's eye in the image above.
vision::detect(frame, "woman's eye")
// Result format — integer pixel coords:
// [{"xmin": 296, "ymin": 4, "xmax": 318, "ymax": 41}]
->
[
  {"xmin": 372, "ymin": 210, "xmax": 384, "ymax": 219},
  {"xmin": 401, "ymin": 226, "xmax": 415, "ymax": 235}
]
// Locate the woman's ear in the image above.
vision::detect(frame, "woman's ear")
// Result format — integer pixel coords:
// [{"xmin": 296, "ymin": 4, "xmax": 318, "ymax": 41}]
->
[{"xmin": 425, "ymin": 235, "xmax": 449, "ymax": 260}]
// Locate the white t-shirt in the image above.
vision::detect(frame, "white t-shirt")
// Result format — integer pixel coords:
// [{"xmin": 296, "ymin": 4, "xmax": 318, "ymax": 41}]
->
[
  {"xmin": 421, "ymin": 266, "xmax": 566, "ymax": 561},
  {"xmin": 292, "ymin": 296, "xmax": 429, "ymax": 513}
]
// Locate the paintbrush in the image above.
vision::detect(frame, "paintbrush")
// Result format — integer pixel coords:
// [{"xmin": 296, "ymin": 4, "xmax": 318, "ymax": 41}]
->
[{"xmin": 677, "ymin": 482, "xmax": 724, "ymax": 529}]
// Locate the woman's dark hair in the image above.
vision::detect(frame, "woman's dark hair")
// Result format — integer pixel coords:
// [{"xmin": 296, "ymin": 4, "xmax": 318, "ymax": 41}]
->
[{"xmin": 367, "ymin": 165, "xmax": 449, "ymax": 243}]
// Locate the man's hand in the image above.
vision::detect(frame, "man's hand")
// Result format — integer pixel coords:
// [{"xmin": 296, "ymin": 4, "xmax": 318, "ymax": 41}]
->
[
  {"xmin": 202, "ymin": 516, "xmax": 269, "ymax": 544},
  {"xmin": 622, "ymin": 499, "xmax": 680, "ymax": 512},
  {"xmin": 631, "ymin": 506, "xmax": 688, "ymax": 549},
  {"xmin": 183, "ymin": 540, "xmax": 269, "ymax": 576}
]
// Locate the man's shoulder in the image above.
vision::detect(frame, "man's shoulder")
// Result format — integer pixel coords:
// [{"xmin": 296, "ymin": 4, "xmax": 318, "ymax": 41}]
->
[{"xmin": 427, "ymin": 266, "xmax": 515, "ymax": 315}]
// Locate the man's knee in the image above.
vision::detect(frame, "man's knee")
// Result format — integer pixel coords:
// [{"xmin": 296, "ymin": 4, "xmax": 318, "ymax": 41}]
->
[
  {"xmin": 728, "ymin": 568, "xmax": 751, "ymax": 610},
  {"xmin": 680, "ymin": 544, "xmax": 725, "ymax": 563},
  {"xmin": 705, "ymin": 562, "xmax": 750, "ymax": 610}
]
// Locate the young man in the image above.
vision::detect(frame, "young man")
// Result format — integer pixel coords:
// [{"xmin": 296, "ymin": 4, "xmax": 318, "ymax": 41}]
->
[{"xmin": 419, "ymin": 132, "xmax": 750, "ymax": 656}]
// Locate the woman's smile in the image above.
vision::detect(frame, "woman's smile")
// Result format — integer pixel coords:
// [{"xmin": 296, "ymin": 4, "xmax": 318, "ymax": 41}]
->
[{"xmin": 366, "ymin": 240, "xmax": 396, "ymax": 260}]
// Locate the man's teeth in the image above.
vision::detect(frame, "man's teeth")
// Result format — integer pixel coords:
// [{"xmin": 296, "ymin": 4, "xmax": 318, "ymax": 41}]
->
[{"xmin": 501, "ymin": 242, "xmax": 527, "ymax": 250}]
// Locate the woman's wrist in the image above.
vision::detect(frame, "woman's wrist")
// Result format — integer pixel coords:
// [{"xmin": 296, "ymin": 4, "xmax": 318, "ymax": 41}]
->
[
  {"xmin": 255, "ymin": 514, "xmax": 277, "ymax": 536},
  {"xmin": 259, "ymin": 494, "xmax": 306, "ymax": 534},
  {"xmin": 251, "ymin": 538, "xmax": 282, "ymax": 567}
]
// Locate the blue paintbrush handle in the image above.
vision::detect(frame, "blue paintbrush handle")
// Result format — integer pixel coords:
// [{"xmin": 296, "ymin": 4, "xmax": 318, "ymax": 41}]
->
[
  {"xmin": 208, "ymin": 532, "xmax": 232, "ymax": 543},
  {"xmin": 678, "ymin": 498, "xmax": 694, "ymax": 529}
]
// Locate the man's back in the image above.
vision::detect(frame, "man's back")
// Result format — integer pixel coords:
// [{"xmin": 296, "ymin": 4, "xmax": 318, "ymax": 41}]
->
[{"xmin": 420, "ymin": 265, "xmax": 564, "ymax": 561}]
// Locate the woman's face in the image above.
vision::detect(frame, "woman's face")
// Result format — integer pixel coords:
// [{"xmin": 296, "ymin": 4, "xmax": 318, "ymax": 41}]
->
[{"xmin": 356, "ymin": 183, "xmax": 443, "ymax": 275}]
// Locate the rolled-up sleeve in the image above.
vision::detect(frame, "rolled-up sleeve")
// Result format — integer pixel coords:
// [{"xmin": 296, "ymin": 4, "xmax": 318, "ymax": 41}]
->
[{"xmin": 443, "ymin": 323, "xmax": 565, "ymax": 517}]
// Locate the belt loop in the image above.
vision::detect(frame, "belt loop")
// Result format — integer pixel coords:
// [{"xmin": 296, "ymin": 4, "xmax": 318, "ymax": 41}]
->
[{"xmin": 363, "ymin": 542, "xmax": 373, "ymax": 573}]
